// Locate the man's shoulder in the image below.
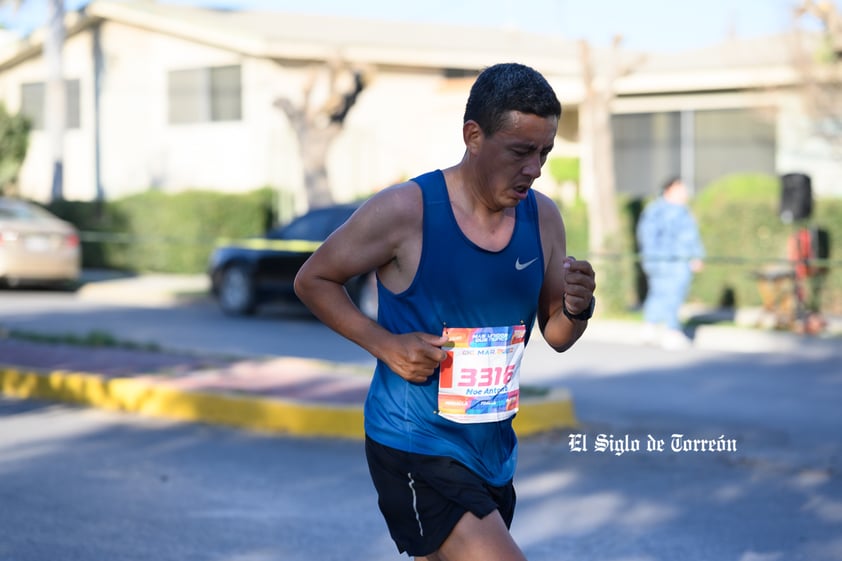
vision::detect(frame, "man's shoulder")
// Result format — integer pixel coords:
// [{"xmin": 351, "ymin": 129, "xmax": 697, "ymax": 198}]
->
[{"xmin": 362, "ymin": 181, "xmax": 424, "ymax": 222}]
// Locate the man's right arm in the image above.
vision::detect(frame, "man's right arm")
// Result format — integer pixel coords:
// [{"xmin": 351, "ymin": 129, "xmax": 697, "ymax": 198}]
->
[{"xmin": 294, "ymin": 185, "xmax": 448, "ymax": 382}]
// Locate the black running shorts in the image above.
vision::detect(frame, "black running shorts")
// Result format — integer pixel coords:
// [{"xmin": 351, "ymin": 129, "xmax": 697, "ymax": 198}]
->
[{"xmin": 364, "ymin": 435, "xmax": 516, "ymax": 557}]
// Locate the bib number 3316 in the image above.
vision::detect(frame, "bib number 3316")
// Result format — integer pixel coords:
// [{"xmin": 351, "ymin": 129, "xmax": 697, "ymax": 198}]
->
[{"xmin": 438, "ymin": 325, "xmax": 525, "ymax": 424}]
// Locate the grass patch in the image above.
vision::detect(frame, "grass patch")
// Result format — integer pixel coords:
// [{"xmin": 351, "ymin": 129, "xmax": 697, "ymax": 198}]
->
[
  {"xmin": 1, "ymin": 327, "xmax": 161, "ymax": 352},
  {"xmin": 520, "ymin": 385, "xmax": 551, "ymax": 398}
]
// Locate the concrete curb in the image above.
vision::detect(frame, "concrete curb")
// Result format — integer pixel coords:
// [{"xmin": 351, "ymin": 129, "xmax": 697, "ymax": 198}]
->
[{"xmin": 0, "ymin": 365, "xmax": 578, "ymax": 439}]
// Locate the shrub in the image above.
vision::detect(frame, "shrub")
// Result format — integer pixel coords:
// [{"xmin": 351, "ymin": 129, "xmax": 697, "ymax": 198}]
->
[
  {"xmin": 691, "ymin": 173, "xmax": 785, "ymax": 308},
  {"xmin": 48, "ymin": 188, "xmax": 280, "ymax": 273},
  {"xmin": 547, "ymin": 157, "xmax": 580, "ymax": 185},
  {"xmin": 0, "ymin": 103, "xmax": 30, "ymax": 194}
]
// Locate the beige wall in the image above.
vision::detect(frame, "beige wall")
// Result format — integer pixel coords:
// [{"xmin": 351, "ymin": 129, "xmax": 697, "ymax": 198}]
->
[
  {"xmin": 0, "ymin": 24, "xmax": 577, "ymax": 206},
  {"xmin": 330, "ymin": 69, "xmax": 470, "ymax": 201},
  {"xmin": 98, "ymin": 21, "xmax": 276, "ymax": 197}
]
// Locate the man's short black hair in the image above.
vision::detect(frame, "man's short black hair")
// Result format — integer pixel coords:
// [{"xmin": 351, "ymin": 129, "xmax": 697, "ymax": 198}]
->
[{"xmin": 464, "ymin": 62, "xmax": 562, "ymax": 137}]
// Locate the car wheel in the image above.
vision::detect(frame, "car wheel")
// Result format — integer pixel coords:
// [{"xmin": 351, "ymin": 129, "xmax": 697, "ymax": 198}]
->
[
  {"xmin": 352, "ymin": 273, "xmax": 378, "ymax": 320},
  {"xmin": 218, "ymin": 265, "xmax": 257, "ymax": 315}
]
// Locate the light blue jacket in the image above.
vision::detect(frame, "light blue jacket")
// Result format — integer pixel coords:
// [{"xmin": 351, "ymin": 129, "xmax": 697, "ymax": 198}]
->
[{"xmin": 636, "ymin": 198, "xmax": 705, "ymax": 275}]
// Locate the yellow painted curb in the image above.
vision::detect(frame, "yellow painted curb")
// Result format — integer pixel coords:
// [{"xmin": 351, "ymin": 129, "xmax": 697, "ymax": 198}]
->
[
  {"xmin": 0, "ymin": 366, "xmax": 577, "ymax": 438},
  {"xmin": 515, "ymin": 388, "xmax": 578, "ymax": 434}
]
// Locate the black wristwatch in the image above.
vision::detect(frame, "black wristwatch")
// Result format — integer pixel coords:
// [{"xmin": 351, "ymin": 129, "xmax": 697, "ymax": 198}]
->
[{"xmin": 563, "ymin": 296, "xmax": 595, "ymax": 321}]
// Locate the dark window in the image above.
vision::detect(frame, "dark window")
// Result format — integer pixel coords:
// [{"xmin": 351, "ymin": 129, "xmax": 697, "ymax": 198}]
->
[
  {"xmin": 168, "ymin": 64, "xmax": 241, "ymax": 124},
  {"xmin": 19, "ymin": 79, "xmax": 81, "ymax": 130}
]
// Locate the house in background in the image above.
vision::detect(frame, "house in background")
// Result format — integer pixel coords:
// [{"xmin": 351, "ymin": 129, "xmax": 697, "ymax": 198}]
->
[
  {"xmin": 0, "ymin": 0, "xmax": 839, "ymax": 215},
  {"xmin": 610, "ymin": 33, "xmax": 841, "ymax": 199}
]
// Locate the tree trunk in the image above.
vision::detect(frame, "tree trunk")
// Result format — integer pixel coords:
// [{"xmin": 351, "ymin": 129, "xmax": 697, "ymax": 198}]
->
[
  {"xmin": 274, "ymin": 62, "xmax": 371, "ymax": 209},
  {"xmin": 299, "ymin": 126, "xmax": 341, "ymax": 208},
  {"xmin": 579, "ymin": 40, "xmax": 622, "ymax": 256}
]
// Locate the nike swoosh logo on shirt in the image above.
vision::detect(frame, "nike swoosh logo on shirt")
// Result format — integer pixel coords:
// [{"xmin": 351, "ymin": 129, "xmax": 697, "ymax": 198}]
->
[{"xmin": 515, "ymin": 257, "xmax": 539, "ymax": 271}]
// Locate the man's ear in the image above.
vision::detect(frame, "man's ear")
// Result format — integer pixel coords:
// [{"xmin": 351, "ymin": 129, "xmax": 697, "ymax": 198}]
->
[{"xmin": 463, "ymin": 120, "xmax": 484, "ymax": 154}]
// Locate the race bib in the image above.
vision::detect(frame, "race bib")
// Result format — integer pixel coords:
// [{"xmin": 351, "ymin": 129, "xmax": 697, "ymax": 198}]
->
[{"xmin": 438, "ymin": 325, "xmax": 526, "ymax": 423}]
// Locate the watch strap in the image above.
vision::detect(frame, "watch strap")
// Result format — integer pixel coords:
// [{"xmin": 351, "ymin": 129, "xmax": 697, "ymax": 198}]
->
[{"xmin": 563, "ymin": 296, "xmax": 595, "ymax": 321}]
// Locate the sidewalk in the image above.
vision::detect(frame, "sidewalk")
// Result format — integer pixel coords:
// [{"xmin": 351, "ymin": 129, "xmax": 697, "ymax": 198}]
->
[{"xmin": 1, "ymin": 271, "xmax": 839, "ymax": 439}]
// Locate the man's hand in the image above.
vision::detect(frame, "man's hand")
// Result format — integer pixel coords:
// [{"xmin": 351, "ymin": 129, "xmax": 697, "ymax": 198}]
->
[
  {"xmin": 563, "ymin": 256, "xmax": 596, "ymax": 317},
  {"xmin": 381, "ymin": 332, "xmax": 450, "ymax": 383}
]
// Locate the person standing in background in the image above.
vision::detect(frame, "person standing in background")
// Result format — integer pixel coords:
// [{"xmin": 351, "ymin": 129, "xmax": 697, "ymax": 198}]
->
[{"xmin": 636, "ymin": 176, "xmax": 705, "ymax": 349}]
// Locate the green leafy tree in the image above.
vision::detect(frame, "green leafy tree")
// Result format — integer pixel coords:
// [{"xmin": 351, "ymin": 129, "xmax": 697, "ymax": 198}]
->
[{"xmin": 0, "ymin": 102, "xmax": 30, "ymax": 195}]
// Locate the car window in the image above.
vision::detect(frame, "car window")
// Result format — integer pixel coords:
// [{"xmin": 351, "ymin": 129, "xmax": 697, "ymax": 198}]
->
[
  {"xmin": 0, "ymin": 199, "xmax": 54, "ymax": 221},
  {"xmin": 270, "ymin": 205, "xmax": 357, "ymax": 241}
]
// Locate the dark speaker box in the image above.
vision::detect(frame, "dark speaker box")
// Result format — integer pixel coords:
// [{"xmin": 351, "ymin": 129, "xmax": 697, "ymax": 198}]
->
[
  {"xmin": 780, "ymin": 173, "xmax": 812, "ymax": 222},
  {"xmin": 810, "ymin": 227, "xmax": 830, "ymax": 262}
]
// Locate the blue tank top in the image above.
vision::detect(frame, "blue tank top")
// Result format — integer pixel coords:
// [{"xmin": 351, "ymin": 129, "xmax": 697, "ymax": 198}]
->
[{"xmin": 363, "ymin": 169, "xmax": 544, "ymax": 485}]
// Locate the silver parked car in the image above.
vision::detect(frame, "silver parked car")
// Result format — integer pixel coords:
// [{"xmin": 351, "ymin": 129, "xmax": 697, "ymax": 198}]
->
[{"xmin": 0, "ymin": 197, "xmax": 81, "ymax": 287}]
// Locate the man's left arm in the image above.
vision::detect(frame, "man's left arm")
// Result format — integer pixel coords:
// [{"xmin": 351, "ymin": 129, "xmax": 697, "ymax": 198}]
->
[{"xmin": 535, "ymin": 193, "xmax": 596, "ymax": 352}]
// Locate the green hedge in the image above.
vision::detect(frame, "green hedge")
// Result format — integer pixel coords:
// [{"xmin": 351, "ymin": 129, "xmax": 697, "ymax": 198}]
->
[
  {"xmin": 690, "ymin": 174, "xmax": 785, "ymax": 308},
  {"xmin": 48, "ymin": 188, "xmax": 279, "ymax": 273},
  {"xmin": 548, "ymin": 157, "xmax": 580, "ymax": 185},
  {"xmin": 690, "ymin": 173, "xmax": 842, "ymax": 314}
]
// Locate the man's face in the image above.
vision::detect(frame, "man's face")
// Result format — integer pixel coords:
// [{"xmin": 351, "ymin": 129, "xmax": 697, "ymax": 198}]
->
[{"xmin": 473, "ymin": 110, "xmax": 558, "ymax": 208}]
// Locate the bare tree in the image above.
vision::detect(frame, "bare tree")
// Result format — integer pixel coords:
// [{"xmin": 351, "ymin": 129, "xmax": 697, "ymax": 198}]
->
[
  {"xmin": 273, "ymin": 59, "xmax": 372, "ymax": 209},
  {"xmin": 792, "ymin": 0, "xmax": 842, "ymax": 154},
  {"xmin": 578, "ymin": 37, "xmax": 644, "ymax": 256}
]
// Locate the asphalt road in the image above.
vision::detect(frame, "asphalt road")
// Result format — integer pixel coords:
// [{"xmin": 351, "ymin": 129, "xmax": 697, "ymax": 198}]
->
[
  {"xmin": 2, "ymin": 392, "xmax": 840, "ymax": 561},
  {"xmin": 0, "ymin": 289, "xmax": 372, "ymax": 363},
  {"xmin": 1, "ymin": 289, "xmax": 841, "ymax": 560}
]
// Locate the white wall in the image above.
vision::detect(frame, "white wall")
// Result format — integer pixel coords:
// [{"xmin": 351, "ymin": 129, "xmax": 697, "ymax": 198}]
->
[
  {"xmin": 98, "ymin": 21, "xmax": 278, "ymax": 197},
  {"xmin": 775, "ymin": 90, "xmax": 842, "ymax": 199}
]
